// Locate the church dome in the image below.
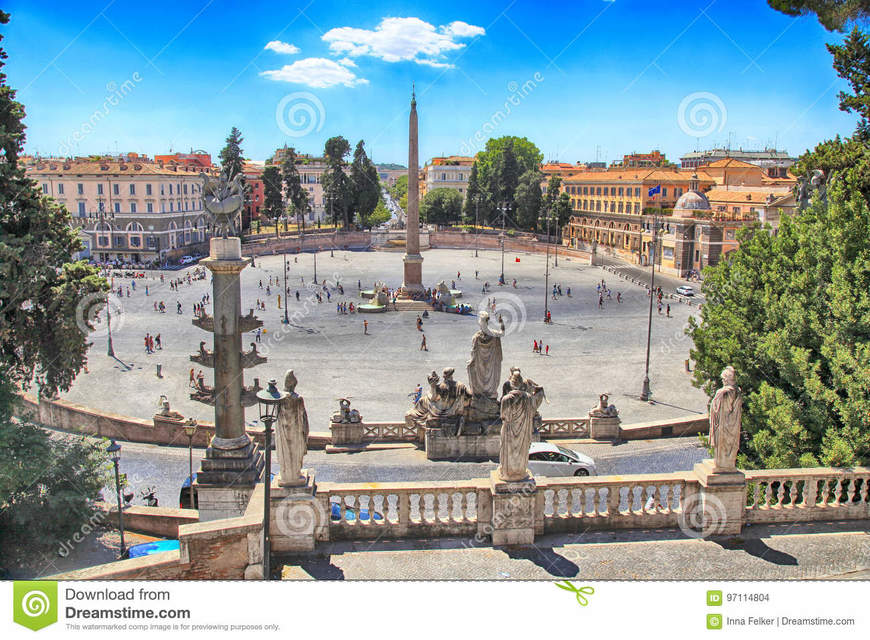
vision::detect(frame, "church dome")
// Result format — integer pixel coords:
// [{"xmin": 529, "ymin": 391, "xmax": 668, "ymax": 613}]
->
[{"xmin": 674, "ymin": 190, "xmax": 710, "ymax": 211}]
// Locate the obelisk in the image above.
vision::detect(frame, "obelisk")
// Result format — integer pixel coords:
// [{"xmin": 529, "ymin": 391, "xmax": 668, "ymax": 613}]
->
[{"xmin": 401, "ymin": 85, "xmax": 424, "ymax": 295}]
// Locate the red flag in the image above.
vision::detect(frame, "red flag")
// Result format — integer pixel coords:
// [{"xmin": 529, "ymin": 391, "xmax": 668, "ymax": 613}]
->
[{"xmin": 515, "ymin": 257, "xmax": 521, "ymax": 262}]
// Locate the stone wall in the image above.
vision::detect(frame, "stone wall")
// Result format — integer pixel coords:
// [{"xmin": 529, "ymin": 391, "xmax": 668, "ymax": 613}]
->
[
  {"xmin": 429, "ymin": 231, "xmax": 592, "ymax": 263},
  {"xmin": 95, "ymin": 502, "xmax": 199, "ymax": 538},
  {"xmin": 242, "ymin": 231, "xmax": 372, "ymax": 257}
]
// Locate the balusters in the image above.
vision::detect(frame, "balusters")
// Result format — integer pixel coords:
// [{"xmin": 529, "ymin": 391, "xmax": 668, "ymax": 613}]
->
[
  {"xmin": 821, "ymin": 478, "xmax": 831, "ymax": 505},
  {"xmin": 860, "ymin": 477, "xmax": 869, "ymax": 505},
  {"xmin": 833, "ymin": 478, "xmax": 844, "ymax": 505},
  {"xmin": 399, "ymin": 492, "xmax": 411, "ymax": 526},
  {"xmin": 805, "ymin": 477, "xmax": 818, "ymax": 506},
  {"xmin": 763, "ymin": 481, "xmax": 773, "ymax": 507},
  {"xmin": 410, "ymin": 493, "xmax": 421, "ymax": 522},
  {"xmin": 607, "ymin": 486, "xmax": 621, "ymax": 517},
  {"xmin": 789, "ymin": 480, "xmax": 799, "ymax": 507},
  {"xmin": 776, "ymin": 480, "xmax": 786, "ymax": 507}
]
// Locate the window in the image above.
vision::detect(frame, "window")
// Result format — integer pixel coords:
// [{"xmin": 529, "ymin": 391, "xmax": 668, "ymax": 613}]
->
[
  {"xmin": 170, "ymin": 202, "xmax": 174, "ymax": 212},
  {"xmin": 160, "ymin": 184, "xmax": 165, "ymax": 196},
  {"xmin": 596, "ymin": 187, "xmax": 602, "ymax": 195},
  {"xmin": 183, "ymin": 184, "xmax": 188, "ymax": 194},
  {"xmin": 57, "ymin": 183, "xmax": 64, "ymax": 195},
  {"xmin": 98, "ymin": 236, "xmax": 109, "ymax": 247},
  {"xmin": 41, "ymin": 183, "xmax": 48, "ymax": 194},
  {"xmin": 441, "ymin": 173, "xmax": 446, "ymax": 181},
  {"xmin": 129, "ymin": 184, "xmax": 135, "ymax": 196},
  {"xmin": 130, "ymin": 236, "xmax": 141, "ymax": 247},
  {"xmin": 634, "ymin": 187, "xmax": 640, "ymax": 197},
  {"xmin": 169, "ymin": 184, "xmax": 173, "ymax": 195},
  {"xmin": 114, "ymin": 202, "xmax": 120, "ymax": 213},
  {"xmin": 113, "ymin": 183, "xmax": 119, "ymax": 195},
  {"xmin": 77, "ymin": 183, "xmax": 84, "ymax": 195},
  {"xmin": 618, "ymin": 187, "xmax": 624, "ymax": 196},
  {"xmin": 662, "ymin": 188, "xmax": 668, "ymax": 197},
  {"xmin": 96, "ymin": 183, "xmax": 103, "ymax": 195},
  {"xmin": 146, "ymin": 184, "xmax": 152, "ymax": 196},
  {"xmin": 147, "ymin": 202, "xmax": 153, "ymax": 213},
  {"xmin": 77, "ymin": 202, "xmax": 86, "ymax": 215},
  {"xmin": 130, "ymin": 202, "xmax": 137, "ymax": 213}
]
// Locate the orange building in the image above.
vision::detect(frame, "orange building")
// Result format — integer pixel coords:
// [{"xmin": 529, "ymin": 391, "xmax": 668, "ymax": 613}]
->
[{"xmin": 154, "ymin": 151, "xmax": 213, "ymax": 169}]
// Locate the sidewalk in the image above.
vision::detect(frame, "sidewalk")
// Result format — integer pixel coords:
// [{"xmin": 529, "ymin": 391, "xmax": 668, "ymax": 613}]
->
[{"xmin": 279, "ymin": 520, "xmax": 870, "ymax": 580}]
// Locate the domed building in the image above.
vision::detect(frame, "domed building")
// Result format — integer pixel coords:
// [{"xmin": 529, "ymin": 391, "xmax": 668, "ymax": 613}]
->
[{"xmin": 672, "ymin": 186, "xmax": 711, "ymax": 217}]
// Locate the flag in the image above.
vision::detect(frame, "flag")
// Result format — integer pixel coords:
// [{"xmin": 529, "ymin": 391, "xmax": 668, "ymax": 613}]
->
[
  {"xmin": 515, "ymin": 257, "xmax": 521, "ymax": 262},
  {"xmin": 648, "ymin": 184, "xmax": 661, "ymax": 197}
]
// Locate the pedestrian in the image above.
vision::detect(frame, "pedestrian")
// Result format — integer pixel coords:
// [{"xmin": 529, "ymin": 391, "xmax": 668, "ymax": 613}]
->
[
  {"xmin": 259, "ymin": 279, "xmax": 263, "ymax": 289},
  {"xmin": 155, "ymin": 334, "xmax": 162, "ymax": 349},
  {"xmin": 533, "ymin": 339, "xmax": 538, "ymax": 353},
  {"xmin": 144, "ymin": 334, "xmax": 151, "ymax": 354},
  {"xmin": 617, "ymin": 292, "xmax": 622, "ymax": 303},
  {"xmin": 658, "ymin": 301, "xmax": 663, "ymax": 315},
  {"xmin": 666, "ymin": 304, "xmax": 671, "ymax": 318},
  {"xmin": 153, "ymin": 301, "xmax": 158, "ymax": 312},
  {"xmin": 566, "ymin": 287, "xmax": 571, "ymax": 297},
  {"xmin": 457, "ymin": 271, "xmax": 461, "ymax": 280},
  {"xmin": 358, "ymin": 279, "xmax": 361, "ymax": 290},
  {"xmin": 189, "ymin": 368, "xmax": 196, "ymax": 388},
  {"xmin": 475, "ymin": 270, "xmax": 478, "ymax": 279},
  {"xmin": 416, "ymin": 315, "xmax": 423, "ymax": 331},
  {"xmin": 546, "ymin": 310, "xmax": 552, "ymax": 324},
  {"xmin": 177, "ymin": 301, "xmax": 182, "ymax": 314},
  {"xmin": 256, "ymin": 328, "xmax": 262, "ymax": 343},
  {"xmin": 196, "ymin": 370, "xmax": 205, "ymax": 390},
  {"xmin": 420, "ymin": 333, "xmax": 428, "ymax": 351},
  {"xmin": 295, "ymin": 290, "xmax": 300, "ymax": 301},
  {"xmin": 545, "ymin": 344, "xmax": 549, "ymax": 356},
  {"xmin": 364, "ymin": 320, "xmax": 369, "ymax": 335},
  {"xmin": 145, "ymin": 285, "xmax": 149, "ymax": 296}
]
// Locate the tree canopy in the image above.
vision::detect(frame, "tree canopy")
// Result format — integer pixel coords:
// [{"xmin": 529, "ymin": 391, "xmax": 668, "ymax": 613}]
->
[{"xmin": 420, "ymin": 188, "xmax": 463, "ymax": 225}]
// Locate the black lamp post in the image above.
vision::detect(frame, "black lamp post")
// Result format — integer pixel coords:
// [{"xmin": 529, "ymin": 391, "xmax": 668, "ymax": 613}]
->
[
  {"xmin": 499, "ymin": 202, "xmax": 508, "ymax": 284},
  {"xmin": 107, "ymin": 440, "xmax": 125, "ymax": 559},
  {"xmin": 256, "ymin": 379, "xmax": 288, "ymax": 581},
  {"xmin": 283, "ymin": 252, "xmax": 289, "ymax": 324},
  {"xmin": 544, "ymin": 206, "xmax": 551, "ymax": 323},
  {"xmin": 183, "ymin": 420, "xmax": 197, "ymax": 509},
  {"xmin": 640, "ymin": 215, "xmax": 659, "ymax": 402},
  {"xmin": 474, "ymin": 196, "xmax": 480, "ymax": 258},
  {"xmin": 106, "ymin": 283, "xmax": 115, "ymax": 358}
]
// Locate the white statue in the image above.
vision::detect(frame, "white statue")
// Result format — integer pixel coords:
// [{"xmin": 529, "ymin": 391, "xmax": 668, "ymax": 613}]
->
[
  {"xmin": 709, "ymin": 366, "xmax": 742, "ymax": 472},
  {"xmin": 497, "ymin": 368, "xmax": 545, "ymax": 482},
  {"xmin": 275, "ymin": 369, "xmax": 310, "ymax": 486},
  {"xmin": 467, "ymin": 311, "xmax": 505, "ymax": 399}
]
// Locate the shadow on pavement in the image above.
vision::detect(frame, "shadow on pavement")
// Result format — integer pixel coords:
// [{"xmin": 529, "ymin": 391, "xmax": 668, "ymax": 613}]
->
[{"xmin": 500, "ymin": 545, "xmax": 579, "ymax": 578}]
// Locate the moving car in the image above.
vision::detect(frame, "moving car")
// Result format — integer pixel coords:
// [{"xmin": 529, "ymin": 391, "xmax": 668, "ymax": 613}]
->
[
  {"xmin": 528, "ymin": 442, "xmax": 596, "ymax": 477},
  {"xmin": 675, "ymin": 285, "xmax": 695, "ymax": 296}
]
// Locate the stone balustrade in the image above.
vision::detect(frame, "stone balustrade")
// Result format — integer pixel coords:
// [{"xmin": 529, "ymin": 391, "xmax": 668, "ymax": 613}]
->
[
  {"xmin": 743, "ymin": 467, "xmax": 870, "ymax": 524},
  {"xmin": 536, "ymin": 472, "xmax": 694, "ymax": 534},
  {"xmin": 361, "ymin": 422, "xmax": 420, "ymax": 442},
  {"xmin": 318, "ymin": 479, "xmax": 487, "ymax": 540},
  {"xmin": 537, "ymin": 418, "xmax": 590, "ymax": 438}
]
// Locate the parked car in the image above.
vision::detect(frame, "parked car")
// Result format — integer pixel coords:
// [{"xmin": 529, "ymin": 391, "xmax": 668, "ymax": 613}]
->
[
  {"xmin": 179, "ymin": 255, "xmax": 197, "ymax": 265},
  {"xmin": 528, "ymin": 442, "xmax": 596, "ymax": 477},
  {"xmin": 127, "ymin": 539, "xmax": 180, "ymax": 558},
  {"xmin": 675, "ymin": 285, "xmax": 695, "ymax": 296}
]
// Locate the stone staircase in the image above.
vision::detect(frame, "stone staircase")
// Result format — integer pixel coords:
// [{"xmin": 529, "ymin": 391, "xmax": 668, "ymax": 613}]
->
[{"xmin": 394, "ymin": 299, "xmax": 433, "ymax": 312}]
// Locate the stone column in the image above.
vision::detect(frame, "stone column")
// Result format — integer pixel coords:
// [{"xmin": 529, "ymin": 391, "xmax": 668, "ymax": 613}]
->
[
  {"xmin": 401, "ymin": 88, "xmax": 424, "ymax": 295},
  {"xmin": 195, "ymin": 237, "xmax": 263, "ymax": 521}
]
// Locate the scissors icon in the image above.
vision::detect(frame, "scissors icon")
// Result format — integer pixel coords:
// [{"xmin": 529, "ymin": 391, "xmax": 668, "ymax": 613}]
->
[{"xmin": 555, "ymin": 581, "xmax": 595, "ymax": 606}]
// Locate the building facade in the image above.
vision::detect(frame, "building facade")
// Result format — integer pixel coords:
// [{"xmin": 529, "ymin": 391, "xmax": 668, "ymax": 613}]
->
[
  {"xmin": 27, "ymin": 155, "xmax": 215, "ymax": 264},
  {"xmin": 420, "ymin": 156, "xmax": 474, "ymax": 199},
  {"xmin": 680, "ymin": 148, "xmax": 795, "ymax": 178}
]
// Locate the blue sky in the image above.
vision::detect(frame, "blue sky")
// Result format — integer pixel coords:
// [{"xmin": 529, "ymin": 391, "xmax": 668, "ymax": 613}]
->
[{"xmin": 4, "ymin": 0, "xmax": 859, "ymax": 165}]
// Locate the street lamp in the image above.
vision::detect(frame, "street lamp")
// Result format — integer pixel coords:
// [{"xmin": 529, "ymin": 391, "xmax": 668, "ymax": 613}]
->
[
  {"xmin": 182, "ymin": 419, "xmax": 198, "ymax": 509},
  {"xmin": 640, "ymin": 215, "xmax": 659, "ymax": 402},
  {"xmin": 107, "ymin": 440, "xmax": 126, "ymax": 559},
  {"xmin": 106, "ymin": 284, "xmax": 115, "ymax": 358},
  {"xmin": 544, "ymin": 205, "xmax": 551, "ymax": 323},
  {"xmin": 499, "ymin": 202, "xmax": 508, "ymax": 284},
  {"xmin": 256, "ymin": 378, "xmax": 288, "ymax": 581},
  {"xmin": 282, "ymin": 251, "xmax": 289, "ymax": 324},
  {"xmin": 474, "ymin": 196, "xmax": 480, "ymax": 258}
]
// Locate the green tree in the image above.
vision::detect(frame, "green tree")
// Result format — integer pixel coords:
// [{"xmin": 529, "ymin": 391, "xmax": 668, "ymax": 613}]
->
[
  {"xmin": 554, "ymin": 191, "xmax": 573, "ymax": 237},
  {"xmin": 350, "ymin": 140, "xmax": 380, "ymax": 228},
  {"xmin": 389, "ymin": 174, "xmax": 408, "ymax": 202},
  {"xmin": 322, "ymin": 136, "xmax": 352, "ymax": 228},
  {"xmin": 281, "ymin": 147, "xmax": 307, "ymax": 232},
  {"xmin": 688, "ymin": 6, "xmax": 870, "ymax": 468},
  {"xmin": 767, "ymin": 0, "xmax": 870, "ymax": 31},
  {"xmin": 219, "ymin": 127, "xmax": 246, "ymax": 229},
  {"xmin": 420, "ymin": 188, "xmax": 463, "ymax": 225},
  {"xmin": 0, "ymin": 11, "xmax": 110, "ymax": 555},
  {"xmin": 514, "ymin": 169, "xmax": 543, "ymax": 231},
  {"xmin": 472, "ymin": 136, "xmax": 542, "ymax": 227},
  {"xmin": 544, "ymin": 175, "xmax": 562, "ymax": 212},
  {"xmin": 261, "ymin": 165, "xmax": 283, "ymax": 237},
  {"xmin": 463, "ymin": 161, "xmax": 482, "ymax": 224},
  {"xmin": 369, "ymin": 199, "xmax": 391, "ymax": 227}
]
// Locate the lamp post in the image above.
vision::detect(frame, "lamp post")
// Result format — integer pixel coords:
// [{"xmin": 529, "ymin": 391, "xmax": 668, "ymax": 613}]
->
[
  {"xmin": 544, "ymin": 207, "xmax": 551, "ymax": 323},
  {"xmin": 183, "ymin": 419, "xmax": 198, "ymax": 509},
  {"xmin": 499, "ymin": 202, "xmax": 507, "ymax": 284},
  {"xmin": 106, "ymin": 278, "xmax": 115, "ymax": 358},
  {"xmin": 474, "ymin": 197, "xmax": 480, "ymax": 258},
  {"xmin": 282, "ymin": 251, "xmax": 289, "ymax": 324},
  {"xmin": 256, "ymin": 379, "xmax": 288, "ymax": 581},
  {"xmin": 554, "ymin": 213, "xmax": 559, "ymax": 267},
  {"xmin": 640, "ymin": 215, "xmax": 659, "ymax": 402},
  {"xmin": 107, "ymin": 440, "xmax": 126, "ymax": 559}
]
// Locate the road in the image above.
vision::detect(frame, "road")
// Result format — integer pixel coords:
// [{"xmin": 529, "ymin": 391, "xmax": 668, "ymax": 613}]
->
[
  {"xmin": 110, "ymin": 436, "xmax": 708, "ymax": 509},
  {"xmin": 598, "ymin": 254, "xmax": 705, "ymax": 301}
]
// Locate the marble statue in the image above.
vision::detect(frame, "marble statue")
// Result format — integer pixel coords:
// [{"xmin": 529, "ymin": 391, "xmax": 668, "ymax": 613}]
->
[
  {"xmin": 709, "ymin": 366, "xmax": 742, "ymax": 472},
  {"xmin": 497, "ymin": 368, "xmax": 544, "ymax": 482},
  {"xmin": 157, "ymin": 395, "xmax": 184, "ymax": 420},
  {"xmin": 464, "ymin": 311, "xmax": 506, "ymax": 426},
  {"xmin": 589, "ymin": 393, "xmax": 618, "ymax": 418},
  {"xmin": 405, "ymin": 368, "xmax": 472, "ymax": 433},
  {"xmin": 331, "ymin": 398, "xmax": 361, "ymax": 423},
  {"xmin": 201, "ymin": 169, "xmax": 244, "ymax": 237},
  {"xmin": 275, "ymin": 370, "xmax": 310, "ymax": 486}
]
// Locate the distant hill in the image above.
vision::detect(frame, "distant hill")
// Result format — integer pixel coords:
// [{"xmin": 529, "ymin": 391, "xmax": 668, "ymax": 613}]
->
[{"xmin": 376, "ymin": 163, "xmax": 407, "ymax": 170}]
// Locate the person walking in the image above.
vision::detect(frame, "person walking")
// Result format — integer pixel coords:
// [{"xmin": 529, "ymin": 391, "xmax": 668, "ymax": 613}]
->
[
  {"xmin": 196, "ymin": 370, "xmax": 205, "ymax": 391},
  {"xmin": 364, "ymin": 320, "xmax": 369, "ymax": 335},
  {"xmin": 617, "ymin": 292, "xmax": 622, "ymax": 303},
  {"xmin": 155, "ymin": 334, "xmax": 162, "ymax": 350},
  {"xmin": 189, "ymin": 368, "xmax": 196, "ymax": 388},
  {"xmin": 666, "ymin": 304, "xmax": 671, "ymax": 318},
  {"xmin": 420, "ymin": 333, "xmax": 428, "ymax": 351},
  {"xmin": 658, "ymin": 301, "xmax": 663, "ymax": 315},
  {"xmin": 533, "ymin": 339, "xmax": 538, "ymax": 353},
  {"xmin": 416, "ymin": 315, "xmax": 423, "ymax": 331},
  {"xmin": 256, "ymin": 328, "xmax": 262, "ymax": 343},
  {"xmin": 546, "ymin": 310, "xmax": 552, "ymax": 324}
]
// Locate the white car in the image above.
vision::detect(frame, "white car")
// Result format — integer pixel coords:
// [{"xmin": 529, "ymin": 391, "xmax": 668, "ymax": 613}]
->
[
  {"xmin": 676, "ymin": 285, "xmax": 695, "ymax": 296},
  {"xmin": 528, "ymin": 442, "xmax": 596, "ymax": 477},
  {"xmin": 179, "ymin": 255, "xmax": 196, "ymax": 265}
]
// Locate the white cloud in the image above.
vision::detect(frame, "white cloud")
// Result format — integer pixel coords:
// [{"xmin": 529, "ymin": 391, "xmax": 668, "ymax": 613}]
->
[
  {"xmin": 322, "ymin": 16, "xmax": 484, "ymax": 67},
  {"xmin": 264, "ymin": 40, "xmax": 300, "ymax": 55},
  {"xmin": 441, "ymin": 21, "xmax": 485, "ymax": 38},
  {"xmin": 337, "ymin": 57, "xmax": 357, "ymax": 68},
  {"xmin": 260, "ymin": 57, "xmax": 368, "ymax": 88},
  {"xmin": 416, "ymin": 58, "xmax": 453, "ymax": 69}
]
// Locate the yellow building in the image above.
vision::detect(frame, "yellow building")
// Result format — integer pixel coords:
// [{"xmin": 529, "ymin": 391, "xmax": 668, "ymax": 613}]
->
[{"xmin": 420, "ymin": 156, "xmax": 474, "ymax": 199}]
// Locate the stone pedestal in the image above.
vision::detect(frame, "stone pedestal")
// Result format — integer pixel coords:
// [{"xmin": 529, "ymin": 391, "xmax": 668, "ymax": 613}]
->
[
  {"xmin": 269, "ymin": 470, "xmax": 323, "ymax": 553},
  {"xmin": 589, "ymin": 415, "xmax": 621, "ymax": 440},
  {"xmin": 489, "ymin": 470, "xmax": 537, "ymax": 545},
  {"xmin": 425, "ymin": 428, "xmax": 540, "ymax": 461},
  {"xmin": 692, "ymin": 459, "xmax": 746, "ymax": 537},
  {"xmin": 330, "ymin": 421, "xmax": 365, "ymax": 446}
]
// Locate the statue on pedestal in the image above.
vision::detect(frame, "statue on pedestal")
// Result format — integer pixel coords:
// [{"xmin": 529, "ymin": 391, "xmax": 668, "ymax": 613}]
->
[
  {"xmin": 709, "ymin": 366, "xmax": 742, "ymax": 472},
  {"xmin": 331, "ymin": 398, "xmax": 361, "ymax": 423},
  {"xmin": 201, "ymin": 169, "xmax": 244, "ymax": 237},
  {"xmin": 497, "ymin": 368, "xmax": 545, "ymax": 482},
  {"xmin": 589, "ymin": 393, "xmax": 618, "ymax": 418},
  {"xmin": 466, "ymin": 311, "xmax": 505, "ymax": 425},
  {"xmin": 405, "ymin": 368, "xmax": 472, "ymax": 434},
  {"xmin": 275, "ymin": 370, "xmax": 309, "ymax": 486}
]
